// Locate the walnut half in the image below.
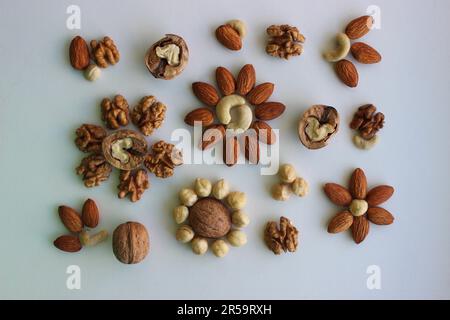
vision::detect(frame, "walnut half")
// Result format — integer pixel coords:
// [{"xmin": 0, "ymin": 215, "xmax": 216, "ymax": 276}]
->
[
  {"xmin": 102, "ymin": 130, "xmax": 147, "ymax": 170},
  {"xmin": 298, "ymin": 105, "xmax": 339, "ymax": 149},
  {"xmin": 264, "ymin": 216, "xmax": 299, "ymax": 255}
]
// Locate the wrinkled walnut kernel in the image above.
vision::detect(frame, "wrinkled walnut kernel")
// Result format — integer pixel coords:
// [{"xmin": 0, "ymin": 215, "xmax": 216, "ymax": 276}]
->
[
  {"xmin": 266, "ymin": 25, "xmax": 305, "ymax": 59},
  {"xmin": 118, "ymin": 169, "xmax": 149, "ymax": 202},
  {"xmin": 101, "ymin": 95, "xmax": 130, "ymax": 129},
  {"xmin": 264, "ymin": 216, "xmax": 299, "ymax": 255},
  {"xmin": 144, "ymin": 141, "xmax": 183, "ymax": 178},
  {"xmin": 75, "ymin": 124, "xmax": 106, "ymax": 153},
  {"xmin": 131, "ymin": 96, "xmax": 166, "ymax": 136},
  {"xmin": 90, "ymin": 36, "xmax": 120, "ymax": 68},
  {"xmin": 350, "ymin": 104, "xmax": 385, "ymax": 140},
  {"xmin": 76, "ymin": 154, "xmax": 112, "ymax": 187}
]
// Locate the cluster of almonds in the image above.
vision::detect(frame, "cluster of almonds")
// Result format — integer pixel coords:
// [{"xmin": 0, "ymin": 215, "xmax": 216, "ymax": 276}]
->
[
  {"xmin": 173, "ymin": 178, "xmax": 250, "ymax": 258},
  {"xmin": 324, "ymin": 16, "xmax": 381, "ymax": 87},
  {"xmin": 271, "ymin": 164, "xmax": 309, "ymax": 201},
  {"xmin": 69, "ymin": 35, "xmax": 120, "ymax": 81},
  {"xmin": 54, "ymin": 199, "xmax": 108, "ymax": 253}
]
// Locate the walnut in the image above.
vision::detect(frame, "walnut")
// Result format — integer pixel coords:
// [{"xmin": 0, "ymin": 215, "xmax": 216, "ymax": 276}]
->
[
  {"xmin": 264, "ymin": 216, "xmax": 299, "ymax": 255},
  {"xmin": 101, "ymin": 95, "xmax": 130, "ymax": 129},
  {"xmin": 189, "ymin": 198, "xmax": 231, "ymax": 238},
  {"xmin": 131, "ymin": 96, "xmax": 166, "ymax": 136},
  {"xmin": 144, "ymin": 141, "xmax": 183, "ymax": 178},
  {"xmin": 112, "ymin": 221, "xmax": 149, "ymax": 264},
  {"xmin": 76, "ymin": 154, "xmax": 112, "ymax": 187},
  {"xmin": 118, "ymin": 169, "xmax": 150, "ymax": 202},
  {"xmin": 266, "ymin": 25, "xmax": 305, "ymax": 59},
  {"xmin": 90, "ymin": 36, "xmax": 120, "ymax": 68},
  {"xmin": 350, "ymin": 104, "xmax": 385, "ymax": 140},
  {"xmin": 75, "ymin": 124, "xmax": 106, "ymax": 153},
  {"xmin": 298, "ymin": 105, "xmax": 339, "ymax": 150},
  {"xmin": 102, "ymin": 130, "xmax": 147, "ymax": 170}
]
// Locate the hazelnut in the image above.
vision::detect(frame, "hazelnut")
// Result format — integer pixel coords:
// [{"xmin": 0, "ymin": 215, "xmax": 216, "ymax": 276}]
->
[
  {"xmin": 112, "ymin": 221, "xmax": 149, "ymax": 264},
  {"xmin": 349, "ymin": 199, "xmax": 368, "ymax": 217},
  {"xmin": 211, "ymin": 240, "xmax": 229, "ymax": 258},
  {"xmin": 191, "ymin": 237, "xmax": 208, "ymax": 255},
  {"xmin": 176, "ymin": 225, "xmax": 195, "ymax": 243},
  {"xmin": 189, "ymin": 198, "xmax": 231, "ymax": 238},
  {"xmin": 292, "ymin": 177, "xmax": 309, "ymax": 197},
  {"xmin": 271, "ymin": 183, "xmax": 291, "ymax": 201},
  {"xmin": 179, "ymin": 188, "xmax": 198, "ymax": 207},
  {"xmin": 173, "ymin": 205, "xmax": 189, "ymax": 224},
  {"xmin": 226, "ymin": 192, "xmax": 247, "ymax": 210},
  {"xmin": 212, "ymin": 179, "xmax": 230, "ymax": 200},
  {"xmin": 231, "ymin": 210, "xmax": 250, "ymax": 228},
  {"xmin": 194, "ymin": 178, "xmax": 212, "ymax": 197},
  {"xmin": 226, "ymin": 230, "xmax": 247, "ymax": 247},
  {"xmin": 84, "ymin": 64, "xmax": 101, "ymax": 81},
  {"xmin": 279, "ymin": 164, "xmax": 297, "ymax": 183}
]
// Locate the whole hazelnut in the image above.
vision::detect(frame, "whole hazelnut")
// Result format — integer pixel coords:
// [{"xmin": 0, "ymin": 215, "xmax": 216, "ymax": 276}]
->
[
  {"xmin": 212, "ymin": 179, "xmax": 230, "ymax": 200},
  {"xmin": 292, "ymin": 177, "xmax": 309, "ymax": 197},
  {"xmin": 231, "ymin": 210, "xmax": 250, "ymax": 228},
  {"xmin": 211, "ymin": 239, "xmax": 229, "ymax": 258},
  {"xmin": 176, "ymin": 225, "xmax": 195, "ymax": 243},
  {"xmin": 84, "ymin": 64, "xmax": 101, "ymax": 81},
  {"xmin": 194, "ymin": 178, "xmax": 212, "ymax": 197},
  {"xmin": 173, "ymin": 205, "xmax": 189, "ymax": 224},
  {"xmin": 226, "ymin": 230, "xmax": 247, "ymax": 247},
  {"xmin": 179, "ymin": 188, "xmax": 198, "ymax": 207},
  {"xmin": 191, "ymin": 237, "xmax": 208, "ymax": 255},
  {"xmin": 226, "ymin": 192, "xmax": 247, "ymax": 210},
  {"xmin": 112, "ymin": 221, "xmax": 149, "ymax": 264},
  {"xmin": 279, "ymin": 164, "xmax": 297, "ymax": 183},
  {"xmin": 271, "ymin": 183, "xmax": 291, "ymax": 201}
]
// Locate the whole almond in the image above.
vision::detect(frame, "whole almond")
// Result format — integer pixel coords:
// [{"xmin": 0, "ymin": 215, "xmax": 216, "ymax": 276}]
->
[
  {"xmin": 58, "ymin": 206, "xmax": 83, "ymax": 233},
  {"xmin": 244, "ymin": 134, "xmax": 260, "ymax": 164},
  {"xmin": 251, "ymin": 121, "xmax": 276, "ymax": 145},
  {"xmin": 247, "ymin": 83, "xmax": 274, "ymax": 105},
  {"xmin": 236, "ymin": 64, "xmax": 256, "ymax": 95},
  {"xmin": 351, "ymin": 42, "xmax": 382, "ymax": 64},
  {"xmin": 323, "ymin": 183, "xmax": 352, "ymax": 206},
  {"xmin": 335, "ymin": 60, "xmax": 359, "ymax": 88},
  {"xmin": 367, "ymin": 207, "xmax": 394, "ymax": 225},
  {"xmin": 350, "ymin": 168, "xmax": 367, "ymax": 199},
  {"xmin": 54, "ymin": 235, "xmax": 82, "ymax": 252},
  {"xmin": 69, "ymin": 36, "xmax": 90, "ymax": 70},
  {"xmin": 216, "ymin": 67, "xmax": 236, "ymax": 96},
  {"xmin": 328, "ymin": 211, "xmax": 354, "ymax": 233},
  {"xmin": 345, "ymin": 15, "xmax": 374, "ymax": 40},
  {"xmin": 82, "ymin": 198, "xmax": 99, "ymax": 228},
  {"xmin": 215, "ymin": 24, "xmax": 242, "ymax": 50},
  {"xmin": 366, "ymin": 185, "xmax": 394, "ymax": 206},
  {"xmin": 184, "ymin": 108, "xmax": 214, "ymax": 126},
  {"xmin": 201, "ymin": 124, "xmax": 225, "ymax": 150},
  {"xmin": 255, "ymin": 102, "xmax": 286, "ymax": 120},
  {"xmin": 192, "ymin": 82, "xmax": 220, "ymax": 106},
  {"xmin": 223, "ymin": 136, "xmax": 239, "ymax": 166},
  {"xmin": 351, "ymin": 215, "xmax": 370, "ymax": 244}
]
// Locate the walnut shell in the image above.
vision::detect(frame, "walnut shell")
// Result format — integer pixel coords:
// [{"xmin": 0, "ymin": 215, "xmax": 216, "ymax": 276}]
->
[
  {"xmin": 298, "ymin": 105, "xmax": 339, "ymax": 149},
  {"xmin": 189, "ymin": 198, "xmax": 231, "ymax": 238},
  {"xmin": 112, "ymin": 221, "xmax": 149, "ymax": 264},
  {"xmin": 102, "ymin": 130, "xmax": 147, "ymax": 170},
  {"xmin": 145, "ymin": 34, "xmax": 189, "ymax": 80}
]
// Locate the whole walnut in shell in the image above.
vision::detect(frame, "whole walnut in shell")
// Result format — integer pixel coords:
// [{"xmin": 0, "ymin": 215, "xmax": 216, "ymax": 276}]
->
[
  {"xmin": 112, "ymin": 221, "xmax": 149, "ymax": 264},
  {"xmin": 189, "ymin": 198, "xmax": 231, "ymax": 238}
]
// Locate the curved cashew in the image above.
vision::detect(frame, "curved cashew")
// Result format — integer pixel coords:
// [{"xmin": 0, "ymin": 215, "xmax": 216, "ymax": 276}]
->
[
  {"xmin": 227, "ymin": 105, "xmax": 252, "ymax": 134},
  {"xmin": 216, "ymin": 95, "xmax": 246, "ymax": 124},
  {"xmin": 305, "ymin": 117, "xmax": 335, "ymax": 142},
  {"xmin": 324, "ymin": 33, "xmax": 351, "ymax": 62},
  {"xmin": 227, "ymin": 20, "xmax": 247, "ymax": 38},
  {"xmin": 353, "ymin": 134, "xmax": 379, "ymax": 150}
]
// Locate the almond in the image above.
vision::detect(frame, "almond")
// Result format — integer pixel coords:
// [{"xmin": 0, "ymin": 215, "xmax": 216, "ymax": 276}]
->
[
  {"xmin": 247, "ymin": 83, "xmax": 274, "ymax": 105},
  {"xmin": 201, "ymin": 124, "xmax": 225, "ymax": 150},
  {"xmin": 192, "ymin": 82, "xmax": 220, "ymax": 106},
  {"xmin": 328, "ymin": 211, "xmax": 354, "ymax": 233},
  {"xmin": 184, "ymin": 108, "xmax": 214, "ymax": 126},
  {"xmin": 215, "ymin": 24, "xmax": 242, "ymax": 51},
  {"xmin": 223, "ymin": 136, "xmax": 239, "ymax": 166},
  {"xmin": 367, "ymin": 207, "xmax": 394, "ymax": 225},
  {"xmin": 351, "ymin": 215, "xmax": 369, "ymax": 244},
  {"xmin": 323, "ymin": 183, "xmax": 352, "ymax": 206},
  {"xmin": 244, "ymin": 134, "xmax": 259, "ymax": 164},
  {"xmin": 69, "ymin": 36, "xmax": 90, "ymax": 70},
  {"xmin": 335, "ymin": 60, "xmax": 359, "ymax": 88},
  {"xmin": 236, "ymin": 64, "xmax": 256, "ymax": 95},
  {"xmin": 82, "ymin": 199, "xmax": 99, "ymax": 228},
  {"xmin": 255, "ymin": 102, "xmax": 286, "ymax": 120},
  {"xmin": 250, "ymin": 121, "xmax": 276, "ymax": 145},
  {"xmin": 54, "ymin": 235, "xmax": 82, "ymax": 252},
  {"xmin": 350, "ymin": 168, "xmax": 367, "ymax": 199},
  {"xmin": 58, "ymin": 206, "xmax": 83, "ymax": 233},
  {"xmin": 345, "ymin": 15, "xmax": 373, "ymax": 40},
  {"xmin": 366, "ymin": 185, "xmax": 394, "ymax": 206},
  {"xmin": 216, "ymin": 67, "xmax": 236, "ymax": 96},
  {"xmin": 351, "ymin": 42, "xmax": 382, "ymax": 64}
]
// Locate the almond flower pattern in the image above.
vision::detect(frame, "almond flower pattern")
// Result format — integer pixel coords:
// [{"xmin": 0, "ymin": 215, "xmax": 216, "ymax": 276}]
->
[
  {"xmin": 184, "ymin": 64, "xmax": 286, "ymax": 166},
  {"xmin": 324, "ymin": 168, "xmax": 395, "ymax": 244}
]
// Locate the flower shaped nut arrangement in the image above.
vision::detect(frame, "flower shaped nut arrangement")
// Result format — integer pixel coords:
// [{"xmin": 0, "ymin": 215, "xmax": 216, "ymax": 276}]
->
[
  {"xmin": 74, "ymin": 95, "xmax": 182, "ymax": 202},
  {"xmin": 184, "ymin": 64, "xmax": 285, "ymax": 166},
  {"xmin": 324, "ymin": 168, "xmax": 395, "ymax": 244}
]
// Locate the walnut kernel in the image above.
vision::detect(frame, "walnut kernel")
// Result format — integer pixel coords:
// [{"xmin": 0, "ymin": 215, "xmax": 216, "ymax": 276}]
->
[
  {"xmin": 90, "ymin": 36, "xmax": 120, "ymax": 68},
  {"xmin": 131, "ymin": 96, "xmax": 166, "ymax": 136}
]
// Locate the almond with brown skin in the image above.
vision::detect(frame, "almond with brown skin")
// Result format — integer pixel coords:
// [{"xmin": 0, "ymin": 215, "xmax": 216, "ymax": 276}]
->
[
  {"xmin": 323, "ymin": 183, "xmax": 352, "ymax": 206},
  {"xmin": 82, "ymin": 199, "xmax": 99, "ymax": 228},
  {"xmin": 350, "ymin": 168, "xmax": 367, "ymax": 199},
  {"xmin": 345, "ymin": 15, "xmax": 374, "ymax": 40},
  {"xmin": 328, "ymin": 211, "xmax": 354, "ymax": 233},
  {"xmin": 351, "ymin": 215, "xmax": 370, "ymax": 244},
  {"xmin": 216, "ymin": 67, "xmax": 236, "ymax": 96},
  {"xmin": 236, "ymin": 64, "xmax": 256, "ymax": 95},
  {"xmin": 367, "ymin": 207, "xmax": 394, "ymax": 225},
  {"xmin": 69, "ymin": 36, "xmax": 90, "ymax": 70},
  {"xmin": 244, "ymin": 134, "xmax": 260, "ymax": 164},
  {"xmin": 250, "ymin": 121, "xmax": 276, "ymax": 145},
  {"xmin": 247, "ymin": 83, "xmax": 274, "ymax": 105},
  {"xmin": 255, "ymin": 102, "xmax": 286, "ymax": 120},
  {"xmin": 201, "ymin": 124, "xmax": 225, "ymax": 150},
  {"xmin": 335, "ymin": 60, "xmax": 359, "ymax": 88},
  {"xmin": 54, "ymin": 235, "xmax": 82, "ymax": 252},
  {"xmin": 366, "ymin": 185, "xmax": 394, "ymax": 206},
  {"xmin": 223, "ymin": 136, "xmax": 239, "ymax": 166},
  {"xmin": 184, "ymin": 108, "xmax": 214, "ymax": 126},
  {"xmin": 58, "ymin": 206, "xmax": 83, "ymax": 233},
  {"xmin": 192, "ymin": 82, "xmax": 220, "ymax": 106},
  {"xmin": 351, "ymin": 42, "xmax": 382, "ymax": 64},
  {"xmin": 215, "ymin": 24, "xmax": 242, "ymax": 50}
]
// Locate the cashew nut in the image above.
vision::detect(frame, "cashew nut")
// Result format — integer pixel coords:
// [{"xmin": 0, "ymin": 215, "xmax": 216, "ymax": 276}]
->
[
  {"xmin": 324, "ymin": 33, "xmax": 351, "ymax": 62},
  {"xmin": 305, "ymin": 117, "xmax": 335, "ymax": 142},
  {"xmin": 353, "ymin": 134, "xmax": 379, "ymax": 150},
  {"xmin": 79, "ymin": 230, "xmax": 108, "ymax": 247},
  {"xmin": 156, "ymin": 44, "xmax": 180, "ymax": 66},
  {"xmin": 111, "ymin": 138, "xmax": 133, "ymax": 163},
  {"xmin": 216, "ymin": 95, "xmax": 246, "ymax": 125},
  {"xmin": 227, "ymin": 19, "xmax": 247, "ymax": 38},
  {"xmin": 227, "ymin": 104, "xmax": 252, "ymax": 134}
]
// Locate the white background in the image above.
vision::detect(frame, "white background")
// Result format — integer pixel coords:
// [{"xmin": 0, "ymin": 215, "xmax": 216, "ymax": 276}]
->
[{"xmin": 1, "ymin": 0, "xmax": 449, "ymax": 299}]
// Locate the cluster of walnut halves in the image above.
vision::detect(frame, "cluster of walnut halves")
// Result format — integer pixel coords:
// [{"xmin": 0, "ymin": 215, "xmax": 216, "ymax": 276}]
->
[
  {"xmin": 264, "ymin": 216, "xmax": 299, "ymax": 255},
  {"xmin": 90, "ymin": 36, "xmax": 120, "ymax": 68},
  {"xmin": 350, "ymin": 104, "xmax": 385, "ymax": 150},
  {"xmin": 266, "ymin": 25, "xmax": 305, "ymax": 59}
]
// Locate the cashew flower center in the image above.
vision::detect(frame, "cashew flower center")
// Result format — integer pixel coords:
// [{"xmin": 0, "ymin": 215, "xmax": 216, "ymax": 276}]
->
[
  {"xmin": 216, "ymin": 95, "xmax": 252, "ymax": 133},
  {"xmin": 305, "ymin": 117, "xmax": 335, "ymax": 142},
  {"xmin": 111, "ymin": 138, "xmax": 133, "ymax": 163},
  {"xmin": 156, "ymin": 44, "xmax": 180, "ymax": 66}
]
